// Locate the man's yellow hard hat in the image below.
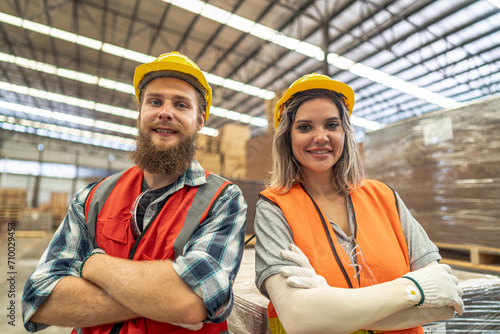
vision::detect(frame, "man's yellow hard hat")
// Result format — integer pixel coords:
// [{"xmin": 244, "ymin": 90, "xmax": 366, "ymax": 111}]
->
[
  {"xmin": 133, "ymin": 51, "xmax": 212, "ymax": 119},
  {"xmin": 274, "ymin": 73, "xmax": 355, "ymax": 129}
]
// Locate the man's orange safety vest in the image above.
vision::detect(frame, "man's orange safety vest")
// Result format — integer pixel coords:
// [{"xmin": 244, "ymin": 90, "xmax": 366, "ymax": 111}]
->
[
  {"xmin": 259, "ymin": 179, "xmax": 424, "ymax": 334},
  {"xmin": 73, "ymin": 166, "xmax": 230, "ymax": 334}
]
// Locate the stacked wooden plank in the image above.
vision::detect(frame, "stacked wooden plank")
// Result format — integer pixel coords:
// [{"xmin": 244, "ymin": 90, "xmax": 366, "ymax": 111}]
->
[
  {"xmin": 40, "ymin": 192, "xmax": 69, "ymax": 227},
  {"xmin": 0, "ymin": 188, "xmax": 26, "ymax": 237}
]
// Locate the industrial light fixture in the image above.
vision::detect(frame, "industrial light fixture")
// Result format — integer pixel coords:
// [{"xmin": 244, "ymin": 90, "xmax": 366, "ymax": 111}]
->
[
  {"xmin": 0, "ymin": 12, "xmax": 275, "ymax": 102},
  {"xmin": 0, "ymin": 111, "xmax": 219, "ymax": 150},
  {"xmin": 161, "ymin": 0, "xmax": 461, "ymax": 111},
  {"xmin": 0, "ymin": 114, "xmax": 135, "ymax": 150},
  {"xmin": 0, "ymin": 53, "xmax": 269, "ymax": 127},
  {"xmin": 1, "ymin": 7, "xmax": 457, "ymax": 131}
]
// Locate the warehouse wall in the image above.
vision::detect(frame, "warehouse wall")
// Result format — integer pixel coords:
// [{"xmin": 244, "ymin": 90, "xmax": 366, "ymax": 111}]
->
[
  {"xmin": 0, "ymin": 128, "xmax": 133, "ymax": 234},
  {"xmin": 0, "ymin": 130, "xmax": 133, "ymax": 170}
]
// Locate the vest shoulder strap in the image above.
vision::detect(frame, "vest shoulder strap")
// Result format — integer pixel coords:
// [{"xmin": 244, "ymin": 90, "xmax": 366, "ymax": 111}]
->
[
  {"xmin": 85, "ymin": 170, "xmax": 127, "ymax": 247},
  {"xmin": 173, "ymin": 173, "xmax": 231, "ymax": 258}
]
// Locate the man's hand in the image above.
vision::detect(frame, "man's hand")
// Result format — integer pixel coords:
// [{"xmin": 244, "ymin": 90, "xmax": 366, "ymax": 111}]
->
[{"xmin": 280, "ymin": 244, "xmax": 329, "ymax": 289}]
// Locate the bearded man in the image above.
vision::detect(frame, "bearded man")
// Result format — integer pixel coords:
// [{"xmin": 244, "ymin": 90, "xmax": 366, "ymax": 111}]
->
[{"xmin": 22, "ymin": 52, "xmax": 248, "ymax": 334}]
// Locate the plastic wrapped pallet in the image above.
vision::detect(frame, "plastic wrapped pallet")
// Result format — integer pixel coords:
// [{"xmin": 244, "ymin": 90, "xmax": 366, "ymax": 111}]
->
[
  {"xmin": 424, "ymin": 271, "xmax": 500, "ymax": 333},
  {"xmin": 363, "ymin": 96, "xmax": 500, "ymax": 249},
  {"xmin": 228, "ymin": 248, "xmax": 270, "ymax": 334}
]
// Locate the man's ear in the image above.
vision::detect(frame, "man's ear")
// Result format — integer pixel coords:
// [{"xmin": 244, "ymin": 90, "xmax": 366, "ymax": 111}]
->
[{"xmin": 197, "ymin": 112, "xmax": 206, "ymax": 131}]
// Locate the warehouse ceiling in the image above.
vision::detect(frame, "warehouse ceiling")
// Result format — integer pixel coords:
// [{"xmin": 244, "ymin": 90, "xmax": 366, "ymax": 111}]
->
[{"xmin": 0, "ymin": 0, "xmax": 499, "ymax": 151}]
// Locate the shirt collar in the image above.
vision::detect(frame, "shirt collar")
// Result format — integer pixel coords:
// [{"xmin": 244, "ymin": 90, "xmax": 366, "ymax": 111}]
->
[{"xmin": 171, "ymin": 159, "xmax": 206, "ymax": 190}]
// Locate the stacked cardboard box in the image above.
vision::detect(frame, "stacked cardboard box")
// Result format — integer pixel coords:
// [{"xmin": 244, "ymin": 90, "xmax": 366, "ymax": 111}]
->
[
  {"xmin": 196, "ymin": 134, "xmax": 222, "ymax": 174},
  {"xmin": 220, "ymin": 124, "xmax": 251, "ymax": 180},
  {"xmin": 231, "ymin": 179, "xmax": 266, "ymax": 236},
  {"xmin": 198, "ymin": 134, "xmax": 220, "ymax": 154},
  {"xmin": 195, "ymin": 151, "xmax": 222, "ymax": 175},
  {"xmin": 246, "ymin": 131, "xmax": 274, "ymax": 181},
  {"xmin": 363, "ymin": 96, "xmax": 500, "ymax": 251}
]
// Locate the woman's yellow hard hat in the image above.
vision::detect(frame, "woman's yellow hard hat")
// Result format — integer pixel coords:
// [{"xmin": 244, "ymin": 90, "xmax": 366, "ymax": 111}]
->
[
  {"xmin": 133, "ymin": 51, "xmax": 212, "ymax": 119},
  {"xmin": 274, "ymin": 73, "xmax": 355, "ymax": 129}
]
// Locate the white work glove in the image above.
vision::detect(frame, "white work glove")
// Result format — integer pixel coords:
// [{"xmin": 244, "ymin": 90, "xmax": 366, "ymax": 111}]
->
[
  {"xmin": 280, "ymin": 244, "xmax": 329, "ymax": 289},
  {"xmin": 171, "ymin": 322, "xmax": 203, "ymax": 331},
  {"xmin": 403, "ymin": 264, "xmax": 464, "ymax": 315}
]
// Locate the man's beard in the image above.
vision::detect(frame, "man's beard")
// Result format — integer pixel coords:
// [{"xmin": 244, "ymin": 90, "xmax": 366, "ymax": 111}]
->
[{"xmin": 129, "ymin": 124, "xmax": 198, "ymax": 176}]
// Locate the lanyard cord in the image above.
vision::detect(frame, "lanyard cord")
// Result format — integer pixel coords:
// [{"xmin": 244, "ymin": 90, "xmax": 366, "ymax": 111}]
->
[{"xmin": 300, "ymin": 184, "xmax": 354, "ymax": 289}]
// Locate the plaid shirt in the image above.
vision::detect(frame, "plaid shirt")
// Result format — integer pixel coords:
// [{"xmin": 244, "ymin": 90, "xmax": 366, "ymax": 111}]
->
[{"xmin": 22, "ymin": 160, "xmax": 247, "ymax": 332}]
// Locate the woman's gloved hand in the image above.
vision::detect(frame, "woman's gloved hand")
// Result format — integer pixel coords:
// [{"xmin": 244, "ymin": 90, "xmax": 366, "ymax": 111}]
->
[
  {"xmin": 279, "ymin": 244, "xmax": 329, "ymax": 289},
  {"xmin": 403, "ymin": 264, "xmax": 464, "ymax": 315}
]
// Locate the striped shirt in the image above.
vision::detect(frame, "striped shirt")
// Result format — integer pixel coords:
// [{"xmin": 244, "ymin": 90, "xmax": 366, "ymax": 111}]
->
[{"xmin": 22, "ymin": 160, "xmax": 247, "ymax": 332}]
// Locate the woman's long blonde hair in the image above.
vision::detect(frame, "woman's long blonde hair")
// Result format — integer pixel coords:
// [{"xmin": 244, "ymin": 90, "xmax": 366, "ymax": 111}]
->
[{"xmin": 267, "ymin": 89, "xmax": 365, "ymax": 195}]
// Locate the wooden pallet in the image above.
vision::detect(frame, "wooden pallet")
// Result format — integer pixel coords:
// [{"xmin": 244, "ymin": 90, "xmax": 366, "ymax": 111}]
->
[{"xmin": 435, "ymin": 242, "xmax": 500, "ymax": 274}]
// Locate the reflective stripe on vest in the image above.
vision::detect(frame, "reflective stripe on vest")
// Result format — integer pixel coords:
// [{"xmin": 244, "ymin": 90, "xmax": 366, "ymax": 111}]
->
[
  {"xmin": 173, "ymin": 173, "xmax": 227, "ymax": 258},
  {"xmin": 86, "ymin": 171, "xmax": 125, "ymax": 248}
]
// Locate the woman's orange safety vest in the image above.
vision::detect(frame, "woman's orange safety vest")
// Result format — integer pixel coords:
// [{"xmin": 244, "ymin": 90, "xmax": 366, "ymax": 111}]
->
[
  {"xmin": 259, "ymin": 179, "xmax": 423, "ymax": 334},
  {"xmin": 74, "ymin": 166, "xmax": 230, "ymax": 334}
]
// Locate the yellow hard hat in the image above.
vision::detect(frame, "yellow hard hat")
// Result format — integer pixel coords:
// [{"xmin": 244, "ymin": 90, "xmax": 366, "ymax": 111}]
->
[
  {"xmin": 274, "ymin": 73, "xmax": 355, "ymax": 129},
  {"xmin": 133, "ymin": 51, "xmax": 212, "ymax": 119}
]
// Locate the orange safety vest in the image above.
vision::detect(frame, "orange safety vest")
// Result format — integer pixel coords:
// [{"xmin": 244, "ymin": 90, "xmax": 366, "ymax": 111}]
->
[
  {"xmin": 74, "ymin": 166, "xmax": 230, "ymax": 334},
  {"xmin": 259, "ymin": 179, "xmax": 423, "ymax": 334}
]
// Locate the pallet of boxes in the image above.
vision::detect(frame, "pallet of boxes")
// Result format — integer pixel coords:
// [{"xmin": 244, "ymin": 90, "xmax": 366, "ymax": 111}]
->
[
  {"xmin": 219, "ymin": 124, "xmax": 251, "ymax": 180},
  {"xmin": 363, "ymin": 95, "xmax": 500, "ymax": 332},
  {"xmin": 195, "ymin": 123, "xmax": 251, "ymax": 180},
  {"xmin": 196, "ymin": 133, "xmax": 222, "ymax": 175}
]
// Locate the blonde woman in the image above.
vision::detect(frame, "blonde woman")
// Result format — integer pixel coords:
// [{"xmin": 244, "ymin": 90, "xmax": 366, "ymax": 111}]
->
[{"xmin": 254, "ymin": 73, "xmax": 463, "ymax": 334}]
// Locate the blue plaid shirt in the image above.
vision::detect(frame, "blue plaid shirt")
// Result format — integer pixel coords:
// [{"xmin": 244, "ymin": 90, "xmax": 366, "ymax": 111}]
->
[{"xmin": 22, "ymin": 160, "xmax": 247, "ymax": 332}]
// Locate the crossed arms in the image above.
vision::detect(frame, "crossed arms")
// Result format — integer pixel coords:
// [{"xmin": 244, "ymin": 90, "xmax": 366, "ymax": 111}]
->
[
  {"xmin": 30, "ymin": 256, "xmax": 205, "ymax": 327},
  {"xmin": 22, "ymin": 182, "xmax": 247, "ymax": 331}
]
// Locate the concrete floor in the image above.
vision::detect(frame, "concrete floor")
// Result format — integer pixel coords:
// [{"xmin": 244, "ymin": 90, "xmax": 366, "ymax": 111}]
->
[{"xmin": 1, "ymin": 233, "xmax": 70, "ymax": 334}]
